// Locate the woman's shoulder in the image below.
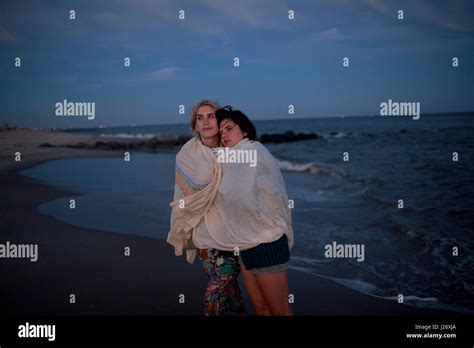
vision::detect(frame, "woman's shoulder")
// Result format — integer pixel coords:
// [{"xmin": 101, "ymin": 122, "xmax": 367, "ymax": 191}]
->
[
  {"xmin": 244, "ymin": 140, "xmax": 280, "ymax": 169},
  {"xmin": 177, "ymin": 136, "xmax": 199, "ymax": 157},
  {"xmin": 248, "ymin": 140, "xmax": 272, "ymax": 156}
]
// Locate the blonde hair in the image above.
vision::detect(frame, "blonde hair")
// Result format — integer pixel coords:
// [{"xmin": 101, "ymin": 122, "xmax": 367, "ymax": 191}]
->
[{"xmin": 189, "ymin": 99, "xmax": 220, "ymax": 133}]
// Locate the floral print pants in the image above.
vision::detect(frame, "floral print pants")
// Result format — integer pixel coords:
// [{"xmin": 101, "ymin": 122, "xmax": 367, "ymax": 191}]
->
[{"xmin": 198, "ymin": 248, "xmax": 246, "ymax": 316}]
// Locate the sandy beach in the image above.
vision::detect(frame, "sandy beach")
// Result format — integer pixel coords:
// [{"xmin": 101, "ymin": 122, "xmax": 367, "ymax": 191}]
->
[{"xmin": 0, "ymin": 128, "xmax": 457, "ymax": 316}]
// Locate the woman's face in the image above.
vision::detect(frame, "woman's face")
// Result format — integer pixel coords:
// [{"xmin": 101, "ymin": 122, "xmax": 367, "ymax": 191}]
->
[
  {"xmin": 219, "ymin": 118, "xmax": 245, "ymax": 147},
  {"xmin": 195, "ymin": 105, "xmax": 218, "ymax": 140}
]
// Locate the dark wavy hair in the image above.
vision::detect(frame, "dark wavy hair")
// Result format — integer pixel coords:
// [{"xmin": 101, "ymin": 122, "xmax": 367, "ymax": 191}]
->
[{"xmin": 215, "ymin": 105, "xmax": 257, "ymax": 141}]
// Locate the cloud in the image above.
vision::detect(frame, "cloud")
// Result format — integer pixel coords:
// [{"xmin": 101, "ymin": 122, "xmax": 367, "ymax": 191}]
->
[
  {"xmin": 88, "ymin": 1, "xmax": 230, "ymax": 40},
  {"xmin": 363, "ymin": 0, "xmax": 474, "ymax": 33},
  {"xmin": 47, "ymin": 67, "xmax": 184, "ymax": 91},
  {"xmin": 420, "ymin": 1, "xmax": 473, "ymax": 33},
  {"xmin": 282, "ymin": 27, "xmax": 347, "ymax": 52},
  {"xmin": 147, "ymin": 67, "xmax": 182, "ymax": 81},
  {"xmin": 199, "ymin": 0, "xmax": 292, "ymax": 31},
  {"xmin": 363, "ymin": 0, "xmax": 394, "ymax": 17},
  {"xmin": 310, "ymin": 27, "xmax": 346, "ymax": 41},
  {"xmin": 0, "ymin": 25, "xmax": 16, "ymax": 43},
  {"xmin": 114, "ymin": 67, "xmax": 184, "ymax": 87}
]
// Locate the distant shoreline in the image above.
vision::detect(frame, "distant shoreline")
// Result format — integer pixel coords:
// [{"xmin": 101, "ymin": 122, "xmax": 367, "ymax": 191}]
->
[
  {"xmin": 0, "ymin": 128, "xmax": 323, "ymax": 157},
  {"xmin": 3, "ymin": 110, "xmax": 472, "ymax": 134}
]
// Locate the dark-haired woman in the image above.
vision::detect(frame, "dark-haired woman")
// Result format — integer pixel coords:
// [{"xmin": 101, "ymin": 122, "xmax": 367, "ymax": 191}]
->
[{"xmin": 205, "ymin": 106, "xmax": 294, "ymax": 315}]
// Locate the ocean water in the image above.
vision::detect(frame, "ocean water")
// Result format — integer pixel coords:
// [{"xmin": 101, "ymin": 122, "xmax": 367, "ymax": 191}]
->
[{"xmin": 22, "ymin": 113, "xmax": 474, "ymax": 313}]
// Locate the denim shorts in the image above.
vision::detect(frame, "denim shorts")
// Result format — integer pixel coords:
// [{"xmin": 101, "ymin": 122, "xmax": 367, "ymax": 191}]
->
[{"xmin": 239, "ymin": 234, "xmax": 290, "ymax": 275}]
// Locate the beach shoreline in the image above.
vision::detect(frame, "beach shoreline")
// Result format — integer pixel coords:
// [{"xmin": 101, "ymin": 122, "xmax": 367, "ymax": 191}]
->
[{"xmin": 0, "ymin": 129, "xmax": 460, "ymax": 316}]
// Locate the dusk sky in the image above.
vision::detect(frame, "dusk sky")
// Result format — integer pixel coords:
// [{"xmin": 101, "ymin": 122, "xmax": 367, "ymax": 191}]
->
[{"xmin": 1, "ymin": 0, "xmax": 473, "ymax": 128}]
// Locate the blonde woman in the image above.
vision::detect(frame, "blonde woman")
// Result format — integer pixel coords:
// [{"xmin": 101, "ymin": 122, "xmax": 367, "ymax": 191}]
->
[{"xmin": 167, "ymin": 100, "xmax": 246, "ymax": 315}]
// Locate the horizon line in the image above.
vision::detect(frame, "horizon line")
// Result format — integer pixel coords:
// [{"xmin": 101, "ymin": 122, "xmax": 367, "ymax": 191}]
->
[{"xmin": 6, "ymin": 110, "xmax": 474, "ymax": 131}]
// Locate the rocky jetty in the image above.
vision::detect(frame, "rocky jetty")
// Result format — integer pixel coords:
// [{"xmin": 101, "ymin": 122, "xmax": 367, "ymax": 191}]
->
[
  {"xmin": 259, "ymin": 131, "xmax": 320, "ymax": 143},
  {"xmin": 38, "ymin": 131, "xmax": 321, "ymax": 152}
]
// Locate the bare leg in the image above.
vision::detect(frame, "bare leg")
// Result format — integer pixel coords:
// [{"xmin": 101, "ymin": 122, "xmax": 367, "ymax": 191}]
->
[
  {"xmin": 240, "ymin": 263, "xmax": 271, "ymax": 315},
  {"xmin": 254, "ymin": 271, "xmax": 293, "ymax": 316}
]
